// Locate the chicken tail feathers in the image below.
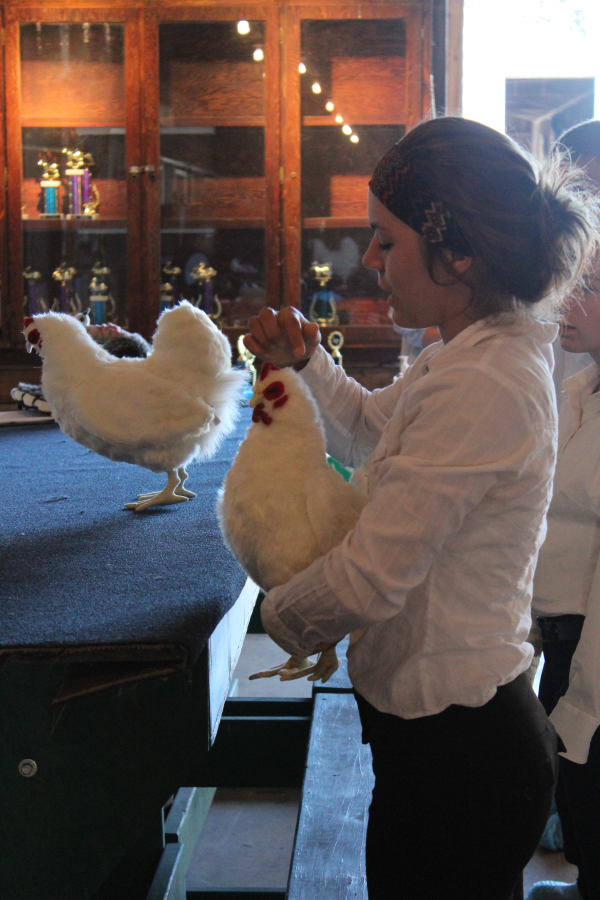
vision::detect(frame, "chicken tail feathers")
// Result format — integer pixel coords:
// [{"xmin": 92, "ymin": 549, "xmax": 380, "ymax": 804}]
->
[{"xmin": 195, "ymin": 368, "xmax": 248, "ymax": 460}]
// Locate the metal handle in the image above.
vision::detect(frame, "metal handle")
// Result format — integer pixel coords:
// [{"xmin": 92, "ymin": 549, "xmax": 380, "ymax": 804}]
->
[{"xmin": 129, "ymin": 165, "xmax": 157, "ymax": 179}]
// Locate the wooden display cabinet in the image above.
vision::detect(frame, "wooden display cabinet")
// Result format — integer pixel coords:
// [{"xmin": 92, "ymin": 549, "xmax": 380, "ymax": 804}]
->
[{"xmin": 0, "ymin": 0, "xmax": 432, "ymax": 391}]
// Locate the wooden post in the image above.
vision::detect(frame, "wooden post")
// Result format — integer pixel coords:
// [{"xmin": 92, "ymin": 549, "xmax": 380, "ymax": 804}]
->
[{"xmin": 446, "ymin": 0, "xmax": 463, "ymax": 116}]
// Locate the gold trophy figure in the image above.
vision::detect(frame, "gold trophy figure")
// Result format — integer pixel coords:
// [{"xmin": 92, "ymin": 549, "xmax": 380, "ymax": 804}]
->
[
  {"xmin": 23, "ymin": 267, "xmax": 48, "ymax": 315},
  {"xmin": 161, "ymin": 262, "xmax": 182, "ymax": 311},
  {"xmin": 52, "ymin": 262, "xmax": 80, "ymax": 314},
  {"xmin": 63, "ymin": 149, "xmax": 100, "ymax": 218},
  {"xmin": 308, "ymin": 262, "xmax": 339, "ymax": 326},
  {"xmin": 190, "ymin": 262, "xmax": 222, "ymax": 324},
  {"xmin": 89, "ymin": 262, "xmax": 116, "ymax": 324},
  {"xmin": 38, "ymin": 155, "xmax": 62, "ymax": 218}
]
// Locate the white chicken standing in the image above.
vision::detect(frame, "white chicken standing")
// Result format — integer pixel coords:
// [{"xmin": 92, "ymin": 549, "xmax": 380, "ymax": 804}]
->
[
  {"xmin": 23, "ymin": 302, "xmax": 246, "ymax": 511},
  {"xmin": 218, "ymin": 361, "xmax": 367, "ymax": 683}
]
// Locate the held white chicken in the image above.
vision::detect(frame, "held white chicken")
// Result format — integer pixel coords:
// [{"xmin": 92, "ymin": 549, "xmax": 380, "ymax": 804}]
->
[
  {"xmin": 217, "ymin": 361, "xmax": 367, "ymax": 683},
  {"xmin": 23, "ymin": 302, "xmax": 246, "ymax": 511}
]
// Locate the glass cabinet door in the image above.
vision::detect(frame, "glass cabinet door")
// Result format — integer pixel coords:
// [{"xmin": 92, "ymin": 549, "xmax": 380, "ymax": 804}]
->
[
  {"xmin": 283, "ymin": 8, "xmax": 428, "ymax": 328},
  {"xmin": 19, "ymin": 22, "xmax": 128, "ymax": 328},
  {"xmin": 158, "ymin": 19, "xmax": 271, "ymax": 329}
]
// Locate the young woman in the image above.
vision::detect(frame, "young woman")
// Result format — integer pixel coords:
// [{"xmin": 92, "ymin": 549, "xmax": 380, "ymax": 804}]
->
[
  {"xmin": 244, "ymin": 117, "xmax": 599, "ymax": 900},
  {"xmin": 528, "ymin": 120, "xmax": 600, "ymax": 900}
]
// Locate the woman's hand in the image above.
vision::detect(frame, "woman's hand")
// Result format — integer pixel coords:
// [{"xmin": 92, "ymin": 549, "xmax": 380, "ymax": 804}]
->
[
  {"xmin": 249, "ymin": 646, "xmax": 340, "ymax": 684},
  {"xmin": 244, "ymin": 307, "xmax": 321, "ymax": 368}
]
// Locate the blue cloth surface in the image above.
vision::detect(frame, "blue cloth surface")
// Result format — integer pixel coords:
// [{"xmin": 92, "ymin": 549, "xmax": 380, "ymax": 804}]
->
[{"xmin": 0, "ymin": 409, "xmax": 251, "ymax": 666}]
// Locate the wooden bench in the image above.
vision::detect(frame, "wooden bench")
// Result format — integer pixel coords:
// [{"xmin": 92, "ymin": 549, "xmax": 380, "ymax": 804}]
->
[{"xmin": 287, "ymin": 690, "xmax": 371, "ymax": 900}]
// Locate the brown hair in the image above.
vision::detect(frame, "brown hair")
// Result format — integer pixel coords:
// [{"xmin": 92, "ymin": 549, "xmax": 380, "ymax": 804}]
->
[
  {"xmin": 556, "ymin": 120, "xmax": 600, "ymax": 165},
  {"xmin": 382, "ymin": 117, "xmax": 600, "ymax": 317}
]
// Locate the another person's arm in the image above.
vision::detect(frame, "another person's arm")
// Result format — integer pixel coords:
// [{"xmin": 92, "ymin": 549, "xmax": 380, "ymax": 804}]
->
[
  {"xmin": 550, "ymin": 563, "xmax": 600, "ymax": 764},
  {"xmin": 87, "ymin": 322, "xmax": 124, "ymax": 343}
]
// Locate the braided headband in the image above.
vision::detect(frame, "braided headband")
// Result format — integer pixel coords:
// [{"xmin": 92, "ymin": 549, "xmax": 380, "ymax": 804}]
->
[{"xmin": 369, "ymin": 145, "xmax": 473, "ymax": 257}]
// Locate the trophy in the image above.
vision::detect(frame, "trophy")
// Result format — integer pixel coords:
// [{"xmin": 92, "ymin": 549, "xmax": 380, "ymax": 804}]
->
[
  {"xmin": 38, "ymin": 155, "xmax": 62, "ymax": 218},
  {"xmin": 89, "ymin": 263, "xmax": 115, "ymax": 324},
  {"xmin": 52, "ymin": 262, "xmax": 80, "ymax": 314},
  {"xmin": 63, "ymin": 149, "xmax": 100, "ymax": 218},
  {"xmin": 190, "ymin": 262, "xmax": 222, "ymax": 323},
  {"xmin": 308, "ymin": 262, "xmax": 338, "ymax": 326},
  {"xmin": 161, "ymin": 262, "xmax": 182, "ymax": 312},
  {"xmin": 23, "ymin": 267, "xmax": 48, "ymax": 315}
]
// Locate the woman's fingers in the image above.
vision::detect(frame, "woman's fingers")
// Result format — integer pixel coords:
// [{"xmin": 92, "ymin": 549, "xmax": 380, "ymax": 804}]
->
[
  {"xmin": 278, "ymin": 307, "xmax": 307, "ymax": 357},
  {"xmin": 245, "ymin": 315, "xmax": 273, "ymax": 356},
  {"xmin": 278, "ymin": 656, "xmax": 318, "ymax": 681},
  {"xmin": 244, "ymin": 307, "xmax": 321, "ymax": 366},
  {"xmin": 249, "ymin": 663, "xmax": 287, "ymax": 680},
  {"xmin": 304, "ymin": 321, "xmax": 321, "ymax": 350},
  {"xmin": 249, "ymin": 654, "xmax": 317, "ymax": 681},
  {"xmin": 258, "ymin": 307, "xmax": 283, "ymax": 343}
]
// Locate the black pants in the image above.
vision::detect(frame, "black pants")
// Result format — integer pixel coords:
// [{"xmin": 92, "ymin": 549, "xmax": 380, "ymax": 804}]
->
[
  {"xmin": 355, "ymin": 673, "xmax": 558, "ymax": 900},
  {"xmin": 539, "ymin": 639, "xmax": 600, "ymax": 900}
]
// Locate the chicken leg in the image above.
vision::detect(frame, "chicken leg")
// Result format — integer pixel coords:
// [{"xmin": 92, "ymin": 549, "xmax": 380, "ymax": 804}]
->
[
  {"xmin": 250, "ymin": 647, "xmax": 340, "ymax": 684},
  {"xmin": 132, "ymin": 467, "xmax": 196, "ymax": 504},
  {"xmin": 174, "ymin": 466, "xmax": 196, "ymax": 498},
  {"xmin": 125, "ymin": 469, "xmax": 189, "ymax": 512}
]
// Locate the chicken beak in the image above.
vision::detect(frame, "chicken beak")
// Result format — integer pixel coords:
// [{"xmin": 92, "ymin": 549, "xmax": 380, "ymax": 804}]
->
[{"xmin": 248, "ymin": 390, "xmax": 262, "ymax": 408}]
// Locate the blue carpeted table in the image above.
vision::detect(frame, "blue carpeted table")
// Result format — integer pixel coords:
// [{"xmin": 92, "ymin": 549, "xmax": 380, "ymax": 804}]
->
[
  {"xmin": 0, "ymin": 411, "xmax": 251, "ymax": 699},
  {"xmin": 0, "ymin": 409, "xmax": 259, "ymax": 899}
]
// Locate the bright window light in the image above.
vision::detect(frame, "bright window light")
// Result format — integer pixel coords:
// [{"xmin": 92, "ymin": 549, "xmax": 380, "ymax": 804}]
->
[
  {"xmin": 325, "ymin": 101, "xmax": 334, "ymax": 112},
  {"xmin": 253, "ymin": 47, "xmax": 264, "ymax": 61},
  {"xmin": 342, "ymin": 124, "xmax": 352, "ymax": 135},
  {"xmin": 462, "ymin": 0, "xmax": 600, "ymax": 131},
  {"xmin": 299, "ymin": 62, "xmax": 307, "ymax": 74},
  {"xmin": 335, "ymin": 114, "xmax": 343, "ymax": 123},
  {"xmin": 350, "ymin": 134, "xmax": 359, "ymax": 143},
  {"xmin": 237, "ymin": 20, "xmax": 250, "ymax": 35},
  {"xmin": 312, "ymin": 81, "xmax": 322, "ymax": 94}
]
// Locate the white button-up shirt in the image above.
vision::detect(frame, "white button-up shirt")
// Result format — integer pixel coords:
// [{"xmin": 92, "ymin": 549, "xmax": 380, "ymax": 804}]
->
[
  {"xmin": 533, "ymin": 362, "xmax": 600, "ymax": 763},
  {"xmin": 261, "ymin": 316, "xmax": 559, "ymax": 718}
]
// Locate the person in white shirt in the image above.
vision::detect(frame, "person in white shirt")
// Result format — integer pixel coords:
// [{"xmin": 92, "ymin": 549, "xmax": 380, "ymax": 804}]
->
[
  {"xmin": 528, "ymin": 120, "xmax": 600, "ymax": 900},
  {"xmin": 244, "ymin": 117, "xmax": 600, "ymax": 900}
]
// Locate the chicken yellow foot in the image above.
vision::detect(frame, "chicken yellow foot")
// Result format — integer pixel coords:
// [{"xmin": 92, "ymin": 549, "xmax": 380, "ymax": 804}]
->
[
  {"xmin": 134, "ymin": 467, "xmax": 196, "ymax": 502},
  {"xmin": 249, "ymin": 647, "xmax": 340, "ymax": 684},
  {"xmin": 125, "ymin": 469, "xmax": 189, "ymax": 512}
]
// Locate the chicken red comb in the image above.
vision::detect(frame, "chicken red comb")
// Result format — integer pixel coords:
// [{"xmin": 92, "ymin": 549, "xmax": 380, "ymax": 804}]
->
[
  {"xmin": 258, "ymin": 362, "xmax": 281, "ymax": 381},
  {"xmin": 23, "ymin": 317, "xmax": 34, "ymax": 329}
]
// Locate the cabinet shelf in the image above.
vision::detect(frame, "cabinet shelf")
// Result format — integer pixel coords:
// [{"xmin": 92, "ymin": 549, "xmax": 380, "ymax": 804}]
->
[
  {"xmin": 22, "ymin": 218, "xmax": 126, "ymax": 232},
  {"xmin": 161, "ymin": 218, "xmax": 265, "ymax": 230},
  {"xmin": 161, "ymin": 116, "xmax": 265, "ymax": 128},
  {"xmin": 224, "ymin": 323, "xmax": 398, "ymax": 345},
  {"xmin": 304, "ymin": 116, "xmax": 405, "ymax": 127},
  {"xmin": 304, "ymin": 217, "xmax": 369, "ymax": 229}
]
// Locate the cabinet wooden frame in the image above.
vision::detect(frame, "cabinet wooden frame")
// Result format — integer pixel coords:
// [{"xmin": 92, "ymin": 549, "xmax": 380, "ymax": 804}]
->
[{"xmin": 0, "ymin": 4, "xmax": 7, "ymax": 339}]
